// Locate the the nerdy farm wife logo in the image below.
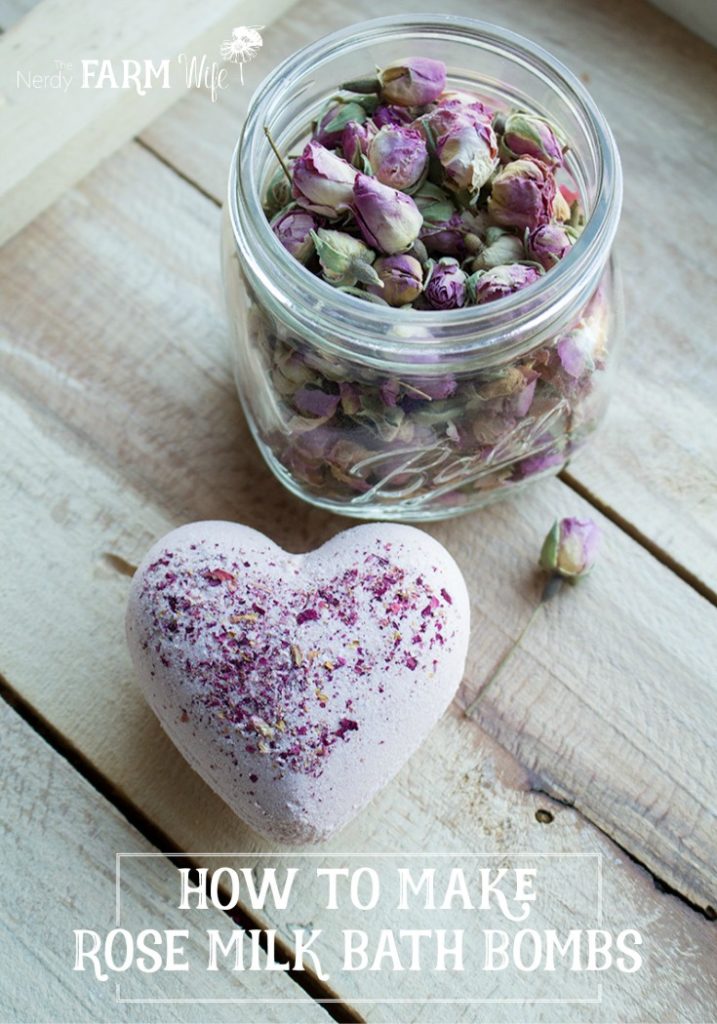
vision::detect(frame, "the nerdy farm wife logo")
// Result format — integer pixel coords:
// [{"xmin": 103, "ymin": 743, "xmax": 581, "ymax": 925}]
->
[{"xmin": 15, "ymin": 25, "xmax": 264, "ymax": 103}]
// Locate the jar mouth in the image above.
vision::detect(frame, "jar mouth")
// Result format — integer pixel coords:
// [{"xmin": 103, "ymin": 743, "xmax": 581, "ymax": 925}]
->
[{"xmin": 229, "ymin": 14, "xmax": 622, "ymax": 369}]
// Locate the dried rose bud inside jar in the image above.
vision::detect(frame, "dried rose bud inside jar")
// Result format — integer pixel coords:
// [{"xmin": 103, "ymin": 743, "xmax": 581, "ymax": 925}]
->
[{"xmin": 223, "ymin": 16, "xmax": 622, "ymax": 520}]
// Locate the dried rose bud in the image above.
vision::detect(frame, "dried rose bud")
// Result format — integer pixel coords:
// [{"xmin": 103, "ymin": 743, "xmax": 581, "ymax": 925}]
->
[
  {"xmin": 487, "ymin": 156, "xmax": 556, "ymax": 230},
  {"xmin": 539, "ymin": 517, "xmax": 602, "ymax": 580},
  {"xmin": 292, "ymin": 141, "xmax": 357, "ymax": 218},
  {"xmin": 368, "ymin": 125, "xmax": 428, "ymax": 191},
  {"xmin": 314, "ymin": 99, "xmax": 369, "ymax": 147},
  {"xmin": 436, "ymin": 119, "xmax": 498, "ymax": 194},
  {"xmin": 552, "ymin": 189, "xmax": 571, "ymax": 222},
  {"xmin": 339, "ymin": 381, "xmax": 362, "ymax": 415},
  {"xmin": 471, "ymin": 227, "xmax": 524, "ymax": 270},
  {"xmin": 373, "ymin": 104, "xmax": 415, "ymax": 128},
  {"xmin": 526, "ymin": 222, "xmax": 574, "ymax": 269},
  {"xmin": 368, "ymin": 254, "xmax": 423, "ymax": 306},
  {"xmin": 311, "ymin": 228, "xmax": 380, "ymax": 288},
  {"xmin": 409, "ymin": 375, "xmax": 457, "ymax": 400},
  {"xmin": 341, "ymin": 120, "xmax": 377, "ymax": 166},
  {"xmin": 433, "ymin": 91, "xmax": 492, "ymax": 120},
  {"xmin": 425, "ymin": 257, "xmax": 467, "ymax": 310},
  {"xmin": 294, "ymin": 386, "xmax": 341, "ymax": 419},
  {"xmin": 263, "ymin": 164, "xmax": 293, "ymax": 217},
  {"xmin": 470, "ymin": 263, "xmax": 543, "ymax": 304},
  {"xmin": 271, "ymin": 209, "xmax": 318, "ymax": 263},
  {"xmin": 556, "ymin": 330, "xmax": 596, "ymax": 378},
  {"xmin": 352, "ymin": 173, "xmax": 423, "ymax": 254},
  {"xmin": 379, "ymin": 57, "xmax": 446, "ymax": 107},
  {"xmin": 500, "ymin": 111, "xmax": 566, "ymax": 167},
  {"xmin": 416, "ymin": 104, "xmax": 487, "ymax": 145},
  {"xmin": 418, "ymin": 197, "xmax": 487, "ymax": 257}
]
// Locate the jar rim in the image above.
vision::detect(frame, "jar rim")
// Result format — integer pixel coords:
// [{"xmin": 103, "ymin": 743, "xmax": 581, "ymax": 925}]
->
[{"xmin": 229, "ymin": 14, "xmax": 622, "ymax": 369}]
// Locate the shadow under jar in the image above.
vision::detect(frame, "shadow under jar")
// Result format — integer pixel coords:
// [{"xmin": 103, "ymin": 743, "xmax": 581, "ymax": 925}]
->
[{"xmin": 223, "ymin": 15, "xmax": 622, "ymax": 521}]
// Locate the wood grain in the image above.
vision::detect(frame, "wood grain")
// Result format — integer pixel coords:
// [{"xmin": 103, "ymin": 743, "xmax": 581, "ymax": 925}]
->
[
  {"xmin": 0, "ymin": 699, "xmax": 327, "ymax": 1022},
  {"xmin": 0, "ymin": 409, "xmax": 716, "ymax": 1022},
  {"xmin": 0, "ymin": 0, "xmax": 37, "ymax": 30},
  {"xmin": 0, "ymin": 140, "xmax": 715, "ymax": 923},
  {"xmin": 141, "ymin": 0, "xmax": 717, "ymax": 600},
  {"xmin": 0, "ymin": 0, "xmax": 297, "ymax": 246}
]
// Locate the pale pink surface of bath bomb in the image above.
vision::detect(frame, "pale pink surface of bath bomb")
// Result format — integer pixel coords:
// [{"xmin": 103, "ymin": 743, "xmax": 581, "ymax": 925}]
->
[{"xmin": 126, "ymin": 521, "xmax": 470, "ymax": 844}]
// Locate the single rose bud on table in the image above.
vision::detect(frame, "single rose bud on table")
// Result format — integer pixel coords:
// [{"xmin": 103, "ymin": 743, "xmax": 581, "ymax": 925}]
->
[
  {"xmin": 539, "ymin": 517, "xmax": 602, "ymax": 581},
  {"xmin": 465, "ymin": 515, "xmax": 602, "ymax": 712}
]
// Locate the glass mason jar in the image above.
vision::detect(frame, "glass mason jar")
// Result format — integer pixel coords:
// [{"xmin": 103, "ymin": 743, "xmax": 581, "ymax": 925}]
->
[{"xmin": 223, "ymin": 15, "xmax": 622, "ymax": 521}]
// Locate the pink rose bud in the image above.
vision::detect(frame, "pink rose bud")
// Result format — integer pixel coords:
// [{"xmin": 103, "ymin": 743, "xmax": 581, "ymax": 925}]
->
[
  {"xmin": 471, "ymin": 226, "xmax": 524, "ymax": 270},
  {"xmin": 271, "ymin": 208, "xmax": 319, "ymax": 263},
  {"xmin": 470, "ymin": 263, "xmax": 543, "ymax": 304},
  {"xmin": 368, "ymin": 254, "xmax": 424, "ymax": 306},
  {"xmin": 487, "ymin": 156, "xmax": 557, "ymax": 230},
  {"xmin": 552, "ymin": 189, "xmax": 572, "ymax": 222},
  {"xmin": 539, "ymin": 517, "xmax": 602, "ymax": 580},
  {"xmin": 526, "ymin": 223, "xmax": 574, "ymax": 269},
  {"xmin": 420, "ymin": 209, "xmax": 467, "ymax": 255},
  {"xmin": 434, "ymin": 91, "xmax": 492, "ymax": 119},
  {"xmin": 373, "ymin": 104, "xmax": 415, "ymax": 128},
  {"xmin": 292, "ymin": 141, "xmax": 358, "ymax": 218},
  {"xmin": 500, "ymin": 111, "xmax": 566, "ymax": 168},
  {"xmin": 341, "ymin": 120, "xmax": 377, "ymax": 166},
  {"xmin": 379, "ymin": 57, "xmax": 447, "ymax": 107},
  {"xmin": 436, "ymin": 119, "xmax": 498, "ymax": 194},
  {"xmin": 352, "ymin": 173, "xmax": 423, "ymax": 254},
  {"xmin": 311, "ymin": 228, "xmax": 381, "ymax": 288},
  {"xmin": 368, "ymin": 125, "xmax": 428, "ymax": 190},
  {"xmin": 314, "ymin": 99, "xmax": 370, "ymax": 148},
  {"xmin": 417, "ymin": 100, "xmax": 492, "ymax": 148},
  {"xmin": 425, "ymin": 257, "xmax": 467, "ymax": 310}
]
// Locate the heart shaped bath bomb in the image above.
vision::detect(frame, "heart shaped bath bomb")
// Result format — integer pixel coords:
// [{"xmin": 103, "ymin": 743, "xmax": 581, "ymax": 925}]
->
[{"xmin": 126, "ymin": 521, "xmax": 470, "ymax": 843}]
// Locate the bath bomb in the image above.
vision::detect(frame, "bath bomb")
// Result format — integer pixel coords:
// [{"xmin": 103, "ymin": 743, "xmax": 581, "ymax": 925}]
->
[{"xmin": 126, "ymin": 521, "xmax": 470, "ymax": 843}]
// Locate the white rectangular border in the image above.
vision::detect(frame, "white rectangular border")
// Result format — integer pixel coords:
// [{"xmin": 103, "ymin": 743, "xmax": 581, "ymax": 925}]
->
[{"xmin": 115, "ymin": 851, "xmax": 603, "ymax": 1006}]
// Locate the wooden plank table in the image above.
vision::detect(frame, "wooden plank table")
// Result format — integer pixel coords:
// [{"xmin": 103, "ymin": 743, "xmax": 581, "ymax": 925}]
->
[{"xmin": 1, "ymin": 0, "xmax": 716, "ymax": 1020}]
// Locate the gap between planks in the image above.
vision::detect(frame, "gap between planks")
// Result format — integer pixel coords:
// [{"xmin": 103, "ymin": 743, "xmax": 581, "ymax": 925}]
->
[
  {"xmin": 137, "ymin": 127, "xmax": 716, "ymax": 613},
  {"xmin": 560, "ymin": 469, "xmax": 717, "ymax": 607},
  {"xmin": 0, "ymin": 674, "xmax": 364, "ymax": 1024}
]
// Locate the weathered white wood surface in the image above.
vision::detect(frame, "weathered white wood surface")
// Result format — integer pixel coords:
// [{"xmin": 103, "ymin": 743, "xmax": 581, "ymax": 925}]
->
[
  {"xmin": 0, "ymin": 699, "xmax": 327, "ymax": 1022},
  {"xmin": 0, "ymin": 0, "xmax": 296, "ymax": 246},
  {"xmin": 141, "ymin": 0, "xmax": 717, "ymax": 601},
  {"xmin": 1, "ymin": 140, "xmax": 715, "ymax": 913},
  {"xmin": 0, "ymin": 0, "xmax": 36, "ymax": 30},
  {"xmin": 0, "ymin": 136, "xmax": 715, "ymax": 1022},
  {"xmin": 1, "ymin": 0, "xmax": 716, "ymax": 1019},
  {"xmin": 0, "ymin": 395, "xmax": 715, "ymax": 1022}
]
